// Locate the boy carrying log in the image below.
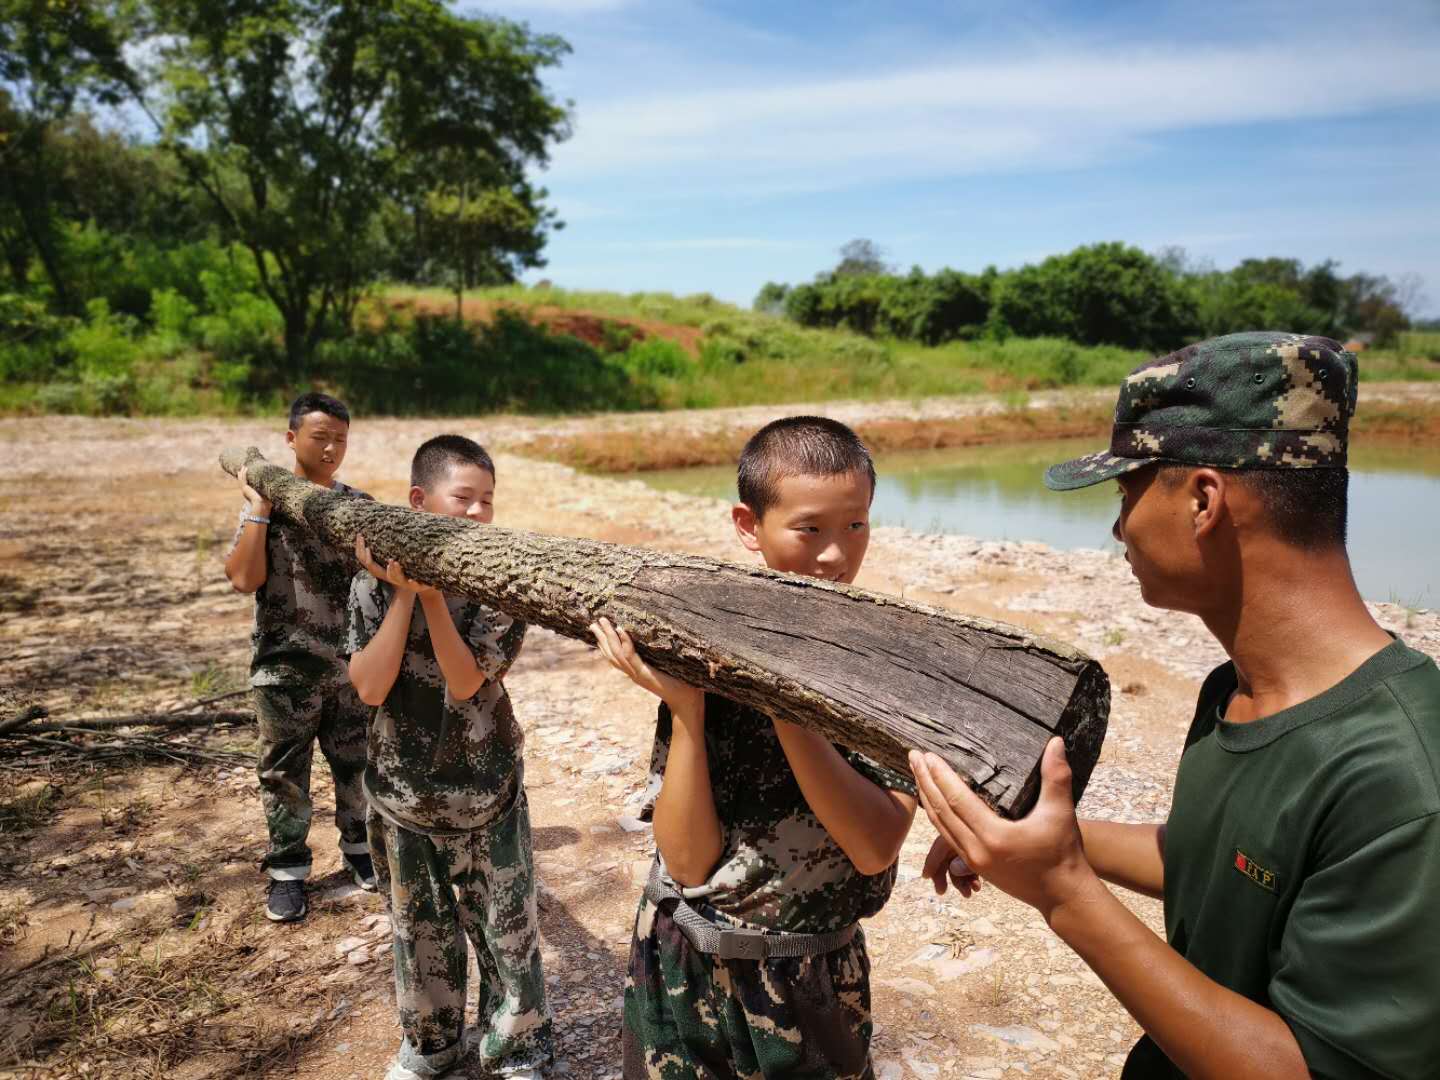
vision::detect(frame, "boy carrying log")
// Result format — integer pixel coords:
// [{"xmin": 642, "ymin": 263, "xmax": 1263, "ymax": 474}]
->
[
  {"xmin": 223, "ymin": 391, "xmax": 375, "ymax": 923},
  {"xmin": 347, "ymin": 435, "xmax": 552, "ymax": 1080},
  {"xmin": 591, "ymin": 416, "xmax": 918, "ymax": 1080}
]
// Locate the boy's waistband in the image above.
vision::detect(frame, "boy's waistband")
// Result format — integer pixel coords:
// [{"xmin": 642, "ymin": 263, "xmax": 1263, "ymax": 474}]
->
[{"xmin": 644, "ymin": 864, "xmax": 857, "ymax": 961}]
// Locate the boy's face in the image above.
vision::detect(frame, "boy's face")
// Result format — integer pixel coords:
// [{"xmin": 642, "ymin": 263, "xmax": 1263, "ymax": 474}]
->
[
  {"xmin": 411, "ymin": 462, "xmax": 495, "ymax": 522},
  {"xmin": 733, "ymin": 469, "xmax": 872, "ymax": 584},
  {"xmin": 285, "ymin": 411, "xmax": 348, "ymax": 482}
]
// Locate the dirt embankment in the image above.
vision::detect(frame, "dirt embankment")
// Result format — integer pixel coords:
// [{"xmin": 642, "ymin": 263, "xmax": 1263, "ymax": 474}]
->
[
  {"xmin": 391, "ymin": 295, "xmax": 705, "ymax": 357},
  {"xmin": 1, "ymin": 411, "xmax": 1437, "ymax": 1080}
]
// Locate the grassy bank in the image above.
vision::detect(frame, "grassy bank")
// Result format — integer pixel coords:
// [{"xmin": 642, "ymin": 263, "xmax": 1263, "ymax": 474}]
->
[{"xmin": 5, "ymin": 283, "xmax": 1438, "ymax": 418}]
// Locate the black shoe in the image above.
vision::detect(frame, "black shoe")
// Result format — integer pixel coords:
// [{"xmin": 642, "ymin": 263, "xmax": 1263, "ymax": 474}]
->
[
  {"xmin": 265, "ymin": 879, "xmax": 307, "ymax": 922},
  {"xmin": 343, "ymin": 851, "xmax": 378, "ymax": 892}
]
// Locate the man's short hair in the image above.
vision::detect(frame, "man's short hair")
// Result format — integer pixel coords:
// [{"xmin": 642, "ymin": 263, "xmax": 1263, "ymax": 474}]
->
[
  {"xmin": 737, "ymin": 416, "xmax": 876, "ymax": 518},
  {"xmin": 287, "ymin": 392, "xmax": 350, "ymax": 431},
  {"xmin": 1159, "ymin": 465, "xmax": 1348, "ymax": 550},
  {"xmin": 411, "ymin": 434, "xmax": 495, "ymax": 491}
]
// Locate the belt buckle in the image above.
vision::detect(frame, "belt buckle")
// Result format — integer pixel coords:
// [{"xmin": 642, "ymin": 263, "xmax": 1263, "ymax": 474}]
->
[{"xmin": 716, "ymin": 926, "xmax": 769, "ymax": 961}]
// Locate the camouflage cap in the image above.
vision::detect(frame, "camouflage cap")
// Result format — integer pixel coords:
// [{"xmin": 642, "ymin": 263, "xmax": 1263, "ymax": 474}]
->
[{"xmin": 1044, "ymin": 331, "xmax": 1358, "ymax": 491}]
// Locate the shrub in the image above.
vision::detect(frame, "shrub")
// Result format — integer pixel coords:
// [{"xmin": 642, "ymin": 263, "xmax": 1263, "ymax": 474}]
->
[{"xmin": 620, "ymin": 338, "xmax": 690, "ymax": 379}]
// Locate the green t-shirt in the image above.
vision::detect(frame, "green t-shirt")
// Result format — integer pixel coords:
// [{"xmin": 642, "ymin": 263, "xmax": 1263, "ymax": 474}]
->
[
  {"xmin": 1124, "ymin": 639, "xmax": 1440, "ymax": 1079},
  {"xmin": 644, "ymin": 694, "xmax": 917, "ymax": 934}
]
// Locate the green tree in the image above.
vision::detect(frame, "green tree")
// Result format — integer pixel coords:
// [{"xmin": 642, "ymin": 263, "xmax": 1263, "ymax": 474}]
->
[
  {"xmin": 0, "ymin": 0, "xmax": 139, "ymax": 309},
  {"xmin": 834, "ymin": 238, "xmax": 889, "ymax": 278},
  {"xmin": 140, "ymin": 0, "xmax": 571, "ymax": 368}
]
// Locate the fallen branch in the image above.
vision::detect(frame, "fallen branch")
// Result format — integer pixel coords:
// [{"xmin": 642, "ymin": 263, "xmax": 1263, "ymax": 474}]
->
[
  {"xmin": 0, "ymin": 705, "xmax": 48, "ymax": 737},
  {"xmin": 221, "ymin": 446, "xmax": 1111, "ymax": 817},
  {"xmin": 17, "ymin": 710, "xmax": 253, "ymax": 734}
]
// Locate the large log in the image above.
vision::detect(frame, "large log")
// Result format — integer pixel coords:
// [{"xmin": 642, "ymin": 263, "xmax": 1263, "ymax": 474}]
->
[{"xmin": 221, "ymin": 448, "xmax": 1109, "ymax": 817}]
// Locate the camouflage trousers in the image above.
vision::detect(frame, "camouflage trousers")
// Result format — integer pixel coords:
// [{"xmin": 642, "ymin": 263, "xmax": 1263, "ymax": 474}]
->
[
  {"xmin": 368, "ymin": 790, "xmax": 553, "ymax": 1072},
  {"xmin": 253, "ymin": 679, "xmax": 369, "ymax": 880},
  {"xmin": 623, "ymin": 893, "xmax": 875, "ymax": 1080}
]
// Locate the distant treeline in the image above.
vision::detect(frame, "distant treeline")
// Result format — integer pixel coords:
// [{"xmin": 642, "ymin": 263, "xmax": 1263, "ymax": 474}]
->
[{"xmin": 756, "ymin": 240, "xmax": 1418, "ymax": 352}]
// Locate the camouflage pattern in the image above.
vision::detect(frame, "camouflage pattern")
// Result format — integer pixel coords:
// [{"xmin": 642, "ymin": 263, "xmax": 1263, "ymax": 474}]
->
[
  {"xmin": 623, "ymin": 892, "xmax": 875, "ymax": 1080},
  {"xmin": 346, "ymin": 572, "xmax": 527, "ymax": 832},
  {"xmin": 642, "ymin": 695, "xmax": 917, "ymax": 934},
  {"xmin": 368, "ymin": 792, "xmax": 553, "ymax": 1072},
  {"xmin": 254, "ymin": 679, "xmax": 370, "ymax": 878},
  {"xmin": 230, "ymin": 480, "xmax": 371, "ymax": 686},
  {"xmin": 1045, "ymin": 331, "xmax": 1358, "ymax": 491},
  {"xmin": 229, "ymin": 479, "xmax": 373, "ymax": 879}
]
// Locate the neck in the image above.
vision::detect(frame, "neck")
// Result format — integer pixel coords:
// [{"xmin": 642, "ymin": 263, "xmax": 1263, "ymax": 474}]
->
[
  {"xmin": 295, "ymin": 463, "xmax": 334, "ymax": 486},
  {"xmin": 1200, "ymin": 544, "xmax": 1392, "ymax": 721}
]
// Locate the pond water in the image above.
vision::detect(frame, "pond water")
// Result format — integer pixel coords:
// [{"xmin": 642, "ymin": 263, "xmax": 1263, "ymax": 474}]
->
[{"xmin": 638, "ymin": 438, "xmax": 1440, "ymax": 606}]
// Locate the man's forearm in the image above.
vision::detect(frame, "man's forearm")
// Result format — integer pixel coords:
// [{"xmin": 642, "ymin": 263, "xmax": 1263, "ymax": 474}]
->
[
  {"xmin": 1078, "ymin": 820, "xmax": 1166, "ymax": 899},
  {"xmin": 418, "ymin": 593, "xmax": 485, "ymax": 700},
  {"xmin": 1049, "ymin": 875, "xmax": 1309, "ymax": 1080},
  {"xmin": 773, "ymin": 718, "xmax": 914, "ymax": 875},
  {"xmin": 653, "ymin": 700, "xmax": 723, "ymax": 887}
]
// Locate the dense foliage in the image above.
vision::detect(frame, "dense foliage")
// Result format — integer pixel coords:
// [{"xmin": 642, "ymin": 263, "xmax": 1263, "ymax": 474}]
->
[{"xmin": 762, "ymin": 241, "xmax": 1417, "ymax": 352}]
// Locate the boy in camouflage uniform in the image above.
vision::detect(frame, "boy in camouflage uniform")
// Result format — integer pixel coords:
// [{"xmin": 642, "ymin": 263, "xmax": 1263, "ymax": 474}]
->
[
  {"xmin": 347, "ymin": 435, "xmax": 552, "ymax": 1080},
  {"xmin": 591, "ymin": 417, "xmax": 919, "ymax": 1080},
  {"xmin": 224, "ymin": 392, "xmax": 374, "ymax": 923}
]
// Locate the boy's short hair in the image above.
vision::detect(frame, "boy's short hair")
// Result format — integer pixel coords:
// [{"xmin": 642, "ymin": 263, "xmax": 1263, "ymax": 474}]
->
[
  {"xmin": 737, "ymin": 416, "xmax": 876, "ymax": 518},
  {"xmin": 288, "ymin": 392, "xmax": 350, "ymax": 430},
  {"xmin": 411, "ymin": 434, "xmax": 496, "ymax": 491}
]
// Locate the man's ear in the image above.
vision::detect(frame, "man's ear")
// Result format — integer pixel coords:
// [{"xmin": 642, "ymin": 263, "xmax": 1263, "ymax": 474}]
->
[
  {"xmin": 1190, "ymin": 468, "xmax": 1228, "ymax": 539},
  {"xmin": 284, "ymin": 428, "xmax": 297, "ymax": 451},
  {"xmin": 732, "ymin": 503, "xmax": 763, "ymax": 553},
  {"xmin": 408, "ymin": 485, "xmax": 426, "ymax": 511}
]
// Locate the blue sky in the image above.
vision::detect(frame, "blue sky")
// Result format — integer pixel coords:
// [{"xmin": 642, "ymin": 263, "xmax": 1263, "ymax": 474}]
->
[{"xmin": 472, "ymin": 0, "xmax": 1440, "ymax": 314}]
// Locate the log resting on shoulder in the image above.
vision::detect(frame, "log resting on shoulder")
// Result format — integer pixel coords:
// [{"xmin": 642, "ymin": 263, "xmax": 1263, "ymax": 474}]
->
[{"xmin": 221, "ymin": 447, "xmax": 1109, "ymax": 817}]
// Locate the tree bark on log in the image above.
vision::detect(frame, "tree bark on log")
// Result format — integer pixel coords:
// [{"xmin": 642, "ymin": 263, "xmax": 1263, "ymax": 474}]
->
[{"xmin": 221, "ymin": 447, "xmax": 1110, "ymax": 817}]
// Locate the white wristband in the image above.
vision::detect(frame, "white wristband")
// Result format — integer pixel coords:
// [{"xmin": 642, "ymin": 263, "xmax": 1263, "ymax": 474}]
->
[{"xmin": 244, "ymin": 514, "xmax": 271, "ymax": 526}]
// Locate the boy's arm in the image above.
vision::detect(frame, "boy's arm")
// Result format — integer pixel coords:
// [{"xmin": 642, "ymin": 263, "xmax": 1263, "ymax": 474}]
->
[
  {"xmin": 348, "ymin": 585, "xmax": 414, "ymax": 707},
  {"xmin": 771, "ymin": 719, "xmax": 917, "ymax": 876},
  {"xmin": 223, "ymin": 467, "xmax": 270, "ymax": 594},
  {"xmin": 418, "ymin": 591, "xmax": 487, "ymax": 701},
  {"xmin": 911, "ymin": 742, "xmax": 1310, "ymax": 1080},
  {"xmin": 591, "ymin": 618, "xmax": 723, "ymax": 887}
]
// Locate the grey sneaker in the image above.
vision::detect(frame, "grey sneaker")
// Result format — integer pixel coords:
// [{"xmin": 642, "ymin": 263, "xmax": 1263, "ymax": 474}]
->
[
  {"xmin": 343, "ymin": 851, "xmax": 377, "ymax": 892},
  {"xmin": 265, "ymin": 879, "xmax": 307, "ymax": 923}
]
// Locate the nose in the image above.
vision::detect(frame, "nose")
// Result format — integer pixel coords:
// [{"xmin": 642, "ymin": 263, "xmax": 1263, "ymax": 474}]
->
[
  {"xmin": 1111, "ymin": 514, "xmax": 1123, "ymax": 544},
  {"xmin": 466, "ymin": 502, "xmax": 484, "ymax": 519},
  {"xmin": 814, "ymin": 540, "xmax": 845, "ymax": 576}
]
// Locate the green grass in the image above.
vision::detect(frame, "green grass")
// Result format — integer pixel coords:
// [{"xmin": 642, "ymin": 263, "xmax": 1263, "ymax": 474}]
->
[{"xmin": 5, "ymin": 287, "xmax": 1438, "ymax": 418}]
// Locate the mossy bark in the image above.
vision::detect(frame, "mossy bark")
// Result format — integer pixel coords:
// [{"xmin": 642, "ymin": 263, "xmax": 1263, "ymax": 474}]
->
[{"xmin": 222, "ymin": 447, "xmax": 1110, "ymax": 817}]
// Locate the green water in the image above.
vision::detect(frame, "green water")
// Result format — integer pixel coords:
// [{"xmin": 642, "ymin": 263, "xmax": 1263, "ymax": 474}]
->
[{"xmin": 638, "ymin": 438, "xmax": 1440, "ymax": 606}]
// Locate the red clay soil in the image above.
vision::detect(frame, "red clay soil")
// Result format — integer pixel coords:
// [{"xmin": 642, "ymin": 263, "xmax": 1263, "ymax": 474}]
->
[{"xmin": 397, "ymin": 295, "xmax": 704, "ymax": 357}]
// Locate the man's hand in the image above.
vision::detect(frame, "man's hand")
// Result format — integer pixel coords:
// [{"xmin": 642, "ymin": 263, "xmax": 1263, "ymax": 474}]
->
[
  {"xmin": 923, "ymin": 834, "xmax": 983, "ymax": 898},
  {"xmin": 238, "ymin": 466, "xmax": 272, "ymax": 517},
  {"xmin": 355, "ymin": 535, "xmax": 438, "ymax": 596},
  {"xmin": 909, "ymin": 738, "xmax": 1100, "ymax": 923},
  {"xmin": 590, "ymin": 617, "xmax": 704, "ymax": 716}
]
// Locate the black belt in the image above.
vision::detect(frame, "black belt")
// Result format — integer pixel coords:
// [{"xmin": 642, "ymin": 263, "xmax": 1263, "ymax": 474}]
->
[{"xmin": 643, "ymin": 864, "xmax": 858, "ymax": 961}]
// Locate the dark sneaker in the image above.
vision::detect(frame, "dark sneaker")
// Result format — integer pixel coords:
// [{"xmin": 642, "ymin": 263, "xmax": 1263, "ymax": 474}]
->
[
  {"xmin": 344, "ymin": 851, "xmax": 377, "ymax": 892},
  {"xmin": 265, "ymin": 879, "xmax": 307, "ymax": 923}
]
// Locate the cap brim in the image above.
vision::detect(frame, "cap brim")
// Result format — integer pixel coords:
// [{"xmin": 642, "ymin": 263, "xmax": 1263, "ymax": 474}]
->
[{"xmin": 1043, "ymin": 449, "xmax": 1153, "ymax": 491}]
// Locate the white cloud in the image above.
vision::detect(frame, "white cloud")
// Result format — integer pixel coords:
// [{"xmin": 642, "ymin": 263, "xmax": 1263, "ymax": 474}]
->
[
  {"xmin": 551, "ymin": 32, "xmax": 1440, "ymax": 193},
  {"xmin": 600, "ymin": 237, "xmax": 798, "ymax": 252},
  {"xmin": 483, "ymin": 0, "xmax": 638, "ymax": 12}
]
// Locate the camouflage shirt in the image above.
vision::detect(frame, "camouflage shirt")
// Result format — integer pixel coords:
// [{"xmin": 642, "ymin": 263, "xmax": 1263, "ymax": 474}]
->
[
  {"xmin": 646, "ymin": 695, "xmax": 917, "ymax": 934},
  {"xmin": 345, "ymin": 572, "xmax": 528, "ymax": 833},
  {"xmin": 231, "ymin": 480, "xmax": 370, "ymax": 687}
]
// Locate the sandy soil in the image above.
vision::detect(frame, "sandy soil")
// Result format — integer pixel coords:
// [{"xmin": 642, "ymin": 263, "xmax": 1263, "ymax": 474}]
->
[{"xmin": 1, "ymin": 412, "xmax": 1436, "ymax": 1080}]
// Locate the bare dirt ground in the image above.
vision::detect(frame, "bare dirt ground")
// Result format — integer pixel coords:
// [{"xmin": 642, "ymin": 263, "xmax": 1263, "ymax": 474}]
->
[{"xmin": 2, "ymin": 411, "xmax": 1437, "ymax": 1080}]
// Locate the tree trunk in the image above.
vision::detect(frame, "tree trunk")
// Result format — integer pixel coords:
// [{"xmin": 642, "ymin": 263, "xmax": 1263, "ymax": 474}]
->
[{"xmin": 221, "ymin": 448, "xmax": 1110, "ymax": 817}]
